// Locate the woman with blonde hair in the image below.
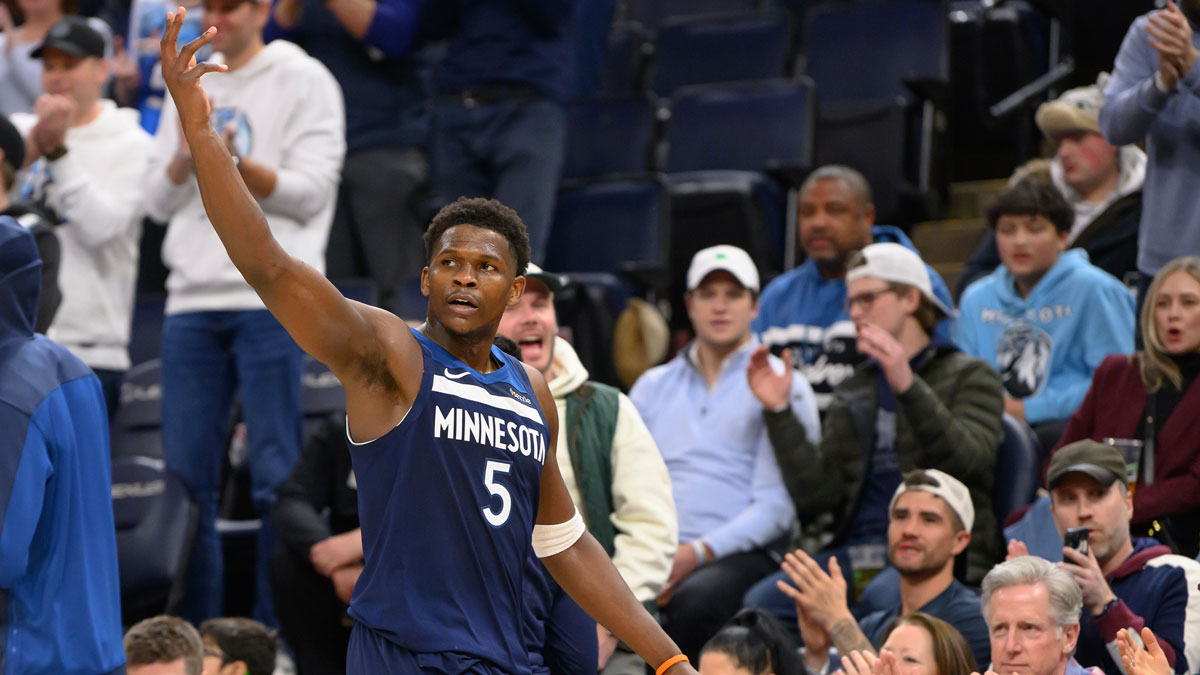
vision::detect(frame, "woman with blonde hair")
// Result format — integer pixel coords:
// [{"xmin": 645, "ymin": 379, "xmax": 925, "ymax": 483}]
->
[
  {"xmin": 835, "ymin": 613, "xmax": 976, "ymax": 675},
  {"xmin": 1051, "ymin": 255, "xmax": 1200, "ymax": 557}
]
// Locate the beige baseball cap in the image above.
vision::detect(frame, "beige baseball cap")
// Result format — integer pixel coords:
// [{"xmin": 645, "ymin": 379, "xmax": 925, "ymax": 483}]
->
[
  {"xmin": 1035, "ymin": 73, "xmax": 1110, "ymax": 138},
  {"xmin": 889, "ymin": 469, "xmax": 975, "ymax": 532}
]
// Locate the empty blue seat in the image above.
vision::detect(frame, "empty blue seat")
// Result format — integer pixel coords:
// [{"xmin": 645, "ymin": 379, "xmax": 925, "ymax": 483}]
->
[
  {"xmin": 650, "ymin": 11, "xmax": 792, "ymax": 95},
  {"xmin": 113, "ymin": 455, "xmax": 196, "ymax": 625},
  {"xmin": 111, "ymin": 359, "xmax": 164, "ymax": 460},
  {"xmin": 803, "ymin": 0, "xmax": 947, "ymax": 108},
  {"xmin": 547, "ymin": 175, "xmax": 669, "ymax": 279},
  {"xmin": 661, "ymin": 79, "xmax": 814, "ymax": 301},
  {"xmin": 300, "ymin": 356, "xmax": 346, "ymax": 441},
  {"xmin": 562, "ymin": 96, "xmax": 658, "ymax": 181},
  {"xmin": 664, "ymin": 79, "xmax": 814, "ymax": 174},
  {"xmin": 601, "ymin": 21, "xmax": 651, "ymax": 95},
  {"xmin": 813, "ymin": 97, "xmax": 915, "ymax": 226}
]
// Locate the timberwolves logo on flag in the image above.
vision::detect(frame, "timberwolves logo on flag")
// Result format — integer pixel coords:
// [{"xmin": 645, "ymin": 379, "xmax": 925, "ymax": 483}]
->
[{"xmin": 995, "ymin": 323, "xmax": 1052, "ymax": 398}]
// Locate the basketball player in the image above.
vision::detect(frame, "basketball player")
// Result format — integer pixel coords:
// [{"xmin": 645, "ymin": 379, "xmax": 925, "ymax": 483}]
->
[{"xmin": 157, "ymin": 10, "xmax": 697, "ymax": 675}]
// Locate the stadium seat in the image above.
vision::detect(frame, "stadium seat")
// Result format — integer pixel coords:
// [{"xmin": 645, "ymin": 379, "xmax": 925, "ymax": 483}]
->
[
  {"xmin": 621, "ymin": 0, "xmax": 765, "ymax": 30},
  {"xmin": 554, "ymin": 273, "xmax": 633, "ymax": 388},
  {"xmin": 547, "ymin": 175, "xmax": 669, "ymax": 287},
  {"xmin": 649, "ymin": 11, "xmax": 791, "ymax": 95},
  {"xmin": 561, "ymin": 96, "xmax": 658, "ymax": 181},
  {"xmin": 300, "ymin": 356, "xmax": 346, "ymax": 441},
  {"xmin": 600, "ymin": 21, "xmax": 651, "ymax": 95},
  {"xmin": 110, "ymin": 359, "xmax": 164, "ymax": 460},
  {"xmin": 112, "ymin": 455, "xmax": 196, "ymax": 626},
  {"xmin": 802, "ymin": 0, "xmax": 950, "ymax": 224},
  {"xmin": 662, "ymin": 79, "xmax": 814, "ymax": 321},
  {"xmin": 994, "ymin": 413, "xmax": 1042, "ymax": 525}
]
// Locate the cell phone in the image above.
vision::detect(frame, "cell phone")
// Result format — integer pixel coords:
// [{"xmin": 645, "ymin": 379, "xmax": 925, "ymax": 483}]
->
[{"xmin": 1064, "ymin": 527, "xmax": 1089, "ymax": 556}]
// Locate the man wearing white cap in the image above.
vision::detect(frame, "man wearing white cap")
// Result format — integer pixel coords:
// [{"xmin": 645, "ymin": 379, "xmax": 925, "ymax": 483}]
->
[
  {"xmin": 630, "ymin": 244, "xmax": 820, "ymax": 662},
  {"xmin": 744, "ymin": 242, "xmax": 1003, "ymax": 620},
  {"xmin": 777, "ymin": 469, "xmax": 991, "ymax": 670}
]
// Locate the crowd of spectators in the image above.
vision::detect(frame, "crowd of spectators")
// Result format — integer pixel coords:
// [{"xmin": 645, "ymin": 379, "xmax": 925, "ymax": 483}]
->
[{"xmin": 3, "ymin": 1, "xmax": 1200, "ymax": 674}]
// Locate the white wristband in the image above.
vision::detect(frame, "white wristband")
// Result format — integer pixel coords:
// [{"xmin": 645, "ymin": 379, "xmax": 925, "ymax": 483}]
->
[
  {"xmin": 691, "ymin": 539, "xmax": 709, "ymax": 565},
  {"xmin": 532, "ymin": 509, "xmax": 586, "ymax": 558}
]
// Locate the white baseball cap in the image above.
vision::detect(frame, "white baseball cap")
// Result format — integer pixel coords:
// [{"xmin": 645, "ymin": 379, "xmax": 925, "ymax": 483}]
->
[
  {"xmin": 846, "ymin": 242, "xmax": 955, "ymax": 318},
  {"xmin": 687, "ymin": 245, "xmax": 760, "ymax": 292},
  {"xmin": 888, "ymin": 468, "xmax": 975, "ymax": 533}
]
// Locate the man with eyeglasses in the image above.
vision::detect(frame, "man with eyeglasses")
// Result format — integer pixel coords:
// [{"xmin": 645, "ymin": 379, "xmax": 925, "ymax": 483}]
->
[
  {"xmin": 743, "ymin": 242, "xmax": 1004, "ymax": 625},
  {"xmin": 143, "ymin": 0, "xmax": 345, "ymax": 625}
]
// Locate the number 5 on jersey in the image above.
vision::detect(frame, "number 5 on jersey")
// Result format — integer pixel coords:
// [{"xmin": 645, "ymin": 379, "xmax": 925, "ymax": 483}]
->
[{"xmin": 482, "ymin": 459, "xmax": 512, "ymax": 527}]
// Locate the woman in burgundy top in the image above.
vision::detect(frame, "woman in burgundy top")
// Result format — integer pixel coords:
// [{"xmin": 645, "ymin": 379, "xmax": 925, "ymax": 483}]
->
[{"xmin": 1052, "ymin": 256, "xmax": 1200, "ymax": 558}]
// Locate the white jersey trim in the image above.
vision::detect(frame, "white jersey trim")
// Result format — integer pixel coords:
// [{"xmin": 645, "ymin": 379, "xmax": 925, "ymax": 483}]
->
[{"xmin": 432, "ymin": 373, "xmax": 544, "ymax": 425}]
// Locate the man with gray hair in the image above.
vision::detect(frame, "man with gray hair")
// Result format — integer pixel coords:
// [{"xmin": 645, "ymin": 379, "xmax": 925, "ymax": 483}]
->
[
  {"xmin": 123, "ymin": 615, "xmax": 204, "ymax": 675},
  {"xmin": 753, "ymin": 164, "xmax": 955, "ymax": 414},
  {"xmin": 980, "ymin": 556, "xmax": 1104, "ymax": 675}
]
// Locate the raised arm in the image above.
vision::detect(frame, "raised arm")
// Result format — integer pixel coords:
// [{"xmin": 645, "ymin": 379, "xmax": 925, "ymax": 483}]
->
[
  {"xmin": 158, "ymin": 10, "xmax": 419, "ymax": 415},
  {"xmin": 526, "ymin": 366, "xmax": 698, "ymax": 675}
]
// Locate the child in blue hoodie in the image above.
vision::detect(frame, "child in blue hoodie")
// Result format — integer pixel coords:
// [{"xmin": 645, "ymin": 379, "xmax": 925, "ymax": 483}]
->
[{"xmin": 956, "ymin": 179, "xmax": 1135, "ymax": 447}]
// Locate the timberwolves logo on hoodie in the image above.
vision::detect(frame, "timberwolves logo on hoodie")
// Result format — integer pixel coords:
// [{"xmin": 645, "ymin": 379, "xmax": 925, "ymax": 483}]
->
[{"xmin": 995, "ymin": 322, "xmax": 1052, "ymax": 398}]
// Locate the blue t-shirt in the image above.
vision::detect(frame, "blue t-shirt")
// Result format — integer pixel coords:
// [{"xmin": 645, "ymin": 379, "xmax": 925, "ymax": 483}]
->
[
  {"xmin": 348, "ymin": 328, "xmax": 549, "ymax": 672},
  {"xmin": 859, "ymin": 579, "xmax": 990, "ymax": 669}
]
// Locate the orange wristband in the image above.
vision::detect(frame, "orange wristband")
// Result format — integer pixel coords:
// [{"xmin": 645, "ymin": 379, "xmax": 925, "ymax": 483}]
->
[{"xmin": 656, "ymin": 654, "xmax": 689, "ymax": 675}]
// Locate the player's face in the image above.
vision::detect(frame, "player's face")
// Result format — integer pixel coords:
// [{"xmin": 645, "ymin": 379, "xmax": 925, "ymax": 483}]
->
[
  {"xmin": 987, "ymin": 584, "xmax": 1078, "ymax": 675},
  {"xmin": 423, "ymin": 225, "xmax": 523, "ymax": 341},
  {"xmin": 994, "ymin": 214, "xmax": 1068, "ymax": 292},
  {"xmin": 798, "ymin": 178, "xmax": 874, "ymax": 270},
  {"xmin": 41, "ymin": 49, "xmax": 106, "ymax": 112},
  {"xmin": 887, "ymin": 491, "xmax": 967, "ymax": 577},
  {"xmin": 685, "ymin": 271, "xmax": 757, "ymax": 350},
  {"xmin": 698, "ymin": 651, "xmax": 756, "ymax": 675},
  {"xmin": 1053, "ymin": 131, "xmax": 1119, "ymax": 198},
  {"xmin": 202, "ymin": 0, "xmax": 267, "ymax": 57},
  {"xmin": 1048, "ymin": 473, "xmax": 1132, "ymax": 564},
  {"xmin": 1153, "ymin": 270, "xmax": 1200, "ymax": 355},
  {"xmin": 497, "ymin": 278, "xmax": 557, "ymax": 374},
  {"xmin": 881, "ymin": 624, "xmax": 938, "ymax": 675}
]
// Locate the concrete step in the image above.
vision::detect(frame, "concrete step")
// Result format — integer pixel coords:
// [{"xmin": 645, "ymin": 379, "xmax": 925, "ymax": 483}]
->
[{"xmin": 945, "ymin": 179, "xmax": 1008, "ymax": 220}]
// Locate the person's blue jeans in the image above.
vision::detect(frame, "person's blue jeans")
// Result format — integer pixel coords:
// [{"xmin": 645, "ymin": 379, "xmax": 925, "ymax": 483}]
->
[
  {"xmin": 432, "ymin": 97, "xmax": 566, "ymax": 264},
  {"xmin": 742, "ymin": 547, "xmax": 901, "ymax": 640},
  {"xmin": 161, "ymin": 310, "xmax": 304, "ymax": 624}
]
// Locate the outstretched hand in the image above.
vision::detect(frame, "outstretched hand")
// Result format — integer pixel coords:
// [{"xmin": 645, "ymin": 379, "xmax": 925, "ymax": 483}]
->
[
  {"xmin": 159, "ymin": 7, "xmax": 226, "ymax": 131},
  {"xmin": 747, "ymin": 345, "xmax": 793, "ymax": 410},
  {"xmin": 1118, "ymin": 627, "xmax": 1172, "ymax": 675}
]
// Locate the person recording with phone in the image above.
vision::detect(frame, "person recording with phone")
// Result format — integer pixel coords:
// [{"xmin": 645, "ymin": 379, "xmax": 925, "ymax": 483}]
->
[{"xmin": 1007, "ymin": 440, "xmax": 1200, "ymax": 674}]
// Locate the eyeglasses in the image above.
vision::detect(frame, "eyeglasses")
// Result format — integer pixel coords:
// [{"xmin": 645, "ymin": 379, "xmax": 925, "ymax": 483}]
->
[{"xmin": 844, "ymin": 287, "xmax": 896, "ymax": 312}]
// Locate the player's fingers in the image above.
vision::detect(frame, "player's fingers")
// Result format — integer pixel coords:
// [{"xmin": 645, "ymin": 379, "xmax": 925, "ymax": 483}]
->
[
  {"xmin": 775, "ymin": 579, "xmax": 803, "ymax": 602},
  {"xmin": 160, "ymin": 8, "xmax": 183, "ymax": 58},
  {"xmin": 184, "ymin": 61, "xmax": 228, "ymax": 82},
  {"xmin": 178, "ymin": 26, "xmax": 218, "ymax": 67}
]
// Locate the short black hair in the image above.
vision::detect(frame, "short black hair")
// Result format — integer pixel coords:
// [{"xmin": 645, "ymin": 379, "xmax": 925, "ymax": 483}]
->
[
  {"xmin": 423, "ymin": 197, "xmax": 531, "ymax": 276},
  {"xmin": 199, "ymin": 618, "xmax": 276, "ymax": 675},
  {"xmin": 986, "ymin": 178, "xmax": 1073, "ymax": 234}
]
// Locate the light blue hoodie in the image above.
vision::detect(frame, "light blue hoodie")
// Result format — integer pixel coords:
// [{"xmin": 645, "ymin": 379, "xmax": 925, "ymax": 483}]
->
[{"xmin": 955, "ymin": 249, "xmax": 1135, "ymax": 424}]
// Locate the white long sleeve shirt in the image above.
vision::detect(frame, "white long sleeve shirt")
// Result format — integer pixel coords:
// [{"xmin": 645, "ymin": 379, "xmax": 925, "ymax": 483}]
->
[
  {"xmin": 13, "ymin": 100, "xmax": 150, "ymax": 370},
  {"xmin": 143, "ymin": 39, "xmax": 345, "ymax": 315}
]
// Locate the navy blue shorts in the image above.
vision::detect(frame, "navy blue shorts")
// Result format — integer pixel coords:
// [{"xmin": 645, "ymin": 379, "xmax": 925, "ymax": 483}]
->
[{"xmin": 347, "ymin": 623, "xmax": 513, "ymax": 674}]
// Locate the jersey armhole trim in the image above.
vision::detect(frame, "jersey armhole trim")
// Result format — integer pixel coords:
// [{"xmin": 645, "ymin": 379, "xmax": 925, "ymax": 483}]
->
[{"xmin": 345, "ymin": 406, "xmax": 411, "ymax": 446}]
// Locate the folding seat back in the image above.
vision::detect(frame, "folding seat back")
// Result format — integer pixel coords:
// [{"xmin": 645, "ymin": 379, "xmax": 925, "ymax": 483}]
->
[{"xmin": 650, "ymin": 12, "xmax": 791, "ymax": 95}]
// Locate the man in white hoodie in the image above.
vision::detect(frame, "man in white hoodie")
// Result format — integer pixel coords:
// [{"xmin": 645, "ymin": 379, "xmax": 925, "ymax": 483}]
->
[
  {"xmin": 143, "ymin": 0, "xmax": 345, "ymax": 624},
  {"xmin": 11, "ymin": 16, "xmax": 151, "ymax": 419},
  {"xmin": 957, "ymin": 76, "xmax": 1148, "ymax": 296},
  {"xmin": 497, "ymin": 264, "xmax": 678, "ymax": 675}
]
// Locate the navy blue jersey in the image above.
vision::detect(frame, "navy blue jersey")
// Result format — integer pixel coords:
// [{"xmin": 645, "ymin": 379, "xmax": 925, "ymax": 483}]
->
[{"xmin": 347, "ymin": 327, "xmax": 550, "ymax": 672}]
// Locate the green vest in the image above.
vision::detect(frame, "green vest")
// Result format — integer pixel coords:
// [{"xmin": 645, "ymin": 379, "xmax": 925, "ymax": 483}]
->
[
  {"xmin": 564, "ymin": 381, "xmax": 659, "ymax": 616},
  {"xmin": 563, "ymin": 381, "xmax": 619, "ymax": 555}
]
